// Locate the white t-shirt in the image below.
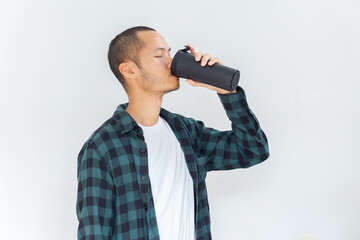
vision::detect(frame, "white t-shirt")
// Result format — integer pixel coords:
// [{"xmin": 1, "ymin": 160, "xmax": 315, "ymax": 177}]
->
[{"xmin": 138, "ymin": 116, "xmax": 195, "ymax": 240}]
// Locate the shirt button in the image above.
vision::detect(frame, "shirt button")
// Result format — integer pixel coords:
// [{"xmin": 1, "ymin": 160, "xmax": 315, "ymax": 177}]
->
[
  {"xmin": 141, "ymin": 175, "xmax": 146, "ymax": 181},
  {"xmin": 144, "ymin": 203, "xmax": 148, "ymax": 211},
  {"xmin": 140, "ymin": 148, "xmax": 146, "ymax": 153}
]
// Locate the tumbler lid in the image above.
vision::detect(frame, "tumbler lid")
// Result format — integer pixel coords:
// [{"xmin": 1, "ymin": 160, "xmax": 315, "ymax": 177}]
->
[{"xmin": 181, "ymin": 45, "xmax": 191, "ymax": 52}]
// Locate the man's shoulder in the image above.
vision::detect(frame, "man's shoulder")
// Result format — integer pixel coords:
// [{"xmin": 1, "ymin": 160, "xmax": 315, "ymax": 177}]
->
[
  {"xmin": 80, "ymin": 114, "xmax": 123, "ymax": 152},
  {"xmin": 162, "ymin": 106, "xmax": 204, "ymax": 127}
]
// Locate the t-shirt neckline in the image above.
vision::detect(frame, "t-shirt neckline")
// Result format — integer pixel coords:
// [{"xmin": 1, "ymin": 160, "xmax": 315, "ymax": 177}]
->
[{"xmin": 137, "ymin": 116, "xmax": 163, "ymax": 129}]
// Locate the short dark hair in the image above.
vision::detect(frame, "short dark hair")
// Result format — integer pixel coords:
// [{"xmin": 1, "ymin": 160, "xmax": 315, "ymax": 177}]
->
[{"xmin": 108, "ymin": 26, "xmax": 156, "ymax": 93}]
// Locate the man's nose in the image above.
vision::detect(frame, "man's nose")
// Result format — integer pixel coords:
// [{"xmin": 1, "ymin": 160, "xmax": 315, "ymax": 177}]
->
[{"xmin": 166, "ymin": 56, "xmax": 173, "ymax": 68}]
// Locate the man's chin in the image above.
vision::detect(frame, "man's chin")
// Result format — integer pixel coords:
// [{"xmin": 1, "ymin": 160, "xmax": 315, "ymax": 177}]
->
[{"xmin": 161, "ymin": 81, "xmax": 180, "ymax": 94}]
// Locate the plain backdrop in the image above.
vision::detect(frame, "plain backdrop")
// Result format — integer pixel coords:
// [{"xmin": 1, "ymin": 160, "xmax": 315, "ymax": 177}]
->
[{"xmin": 1, "ymin": 0, "xmax": 359, "ymax": 239}]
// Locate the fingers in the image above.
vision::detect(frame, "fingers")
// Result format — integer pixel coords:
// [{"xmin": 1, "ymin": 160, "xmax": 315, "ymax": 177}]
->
[
  {"xmin": 185, "ymin": 78, "xmax": 221, "ymax": 92},
  {"xmin": 195, "ymin": 51, "xmax": 204, "ymax": 62},
  {"xmin": 185, "ymin": 79, "xmax": 196, "ymax": 86},
  {"xmin": 186, "ymin": 43, "xmax": 203, "ymax": 61},
  {"xmin": 198, "ymin": 53, "xmax": 221, "ymax": 67},
  {"xmin": 200, "ymin": 53, "xmax": 212, "ymax": 66},
  {"xmin": 185, "ymin": 79, "xmax": 206, "ymax": 87},
  {"xmin": 186, "ymin": 43, "xmax": 223, "ymax": 66},
  {"xmin": 194, "ymin": 52, "xmax": 213, "ymax": 66},
  {"xmin": 208, "ymin": 57, "xmax": 219, "ymax": 65},
  {"xmin": 186, "ymin": 43, "xmax": 196, "ymax": 55}
]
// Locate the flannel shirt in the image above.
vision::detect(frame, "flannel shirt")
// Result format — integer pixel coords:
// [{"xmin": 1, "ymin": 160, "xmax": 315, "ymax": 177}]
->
[{"xmin": 76, "ymin": 85, "xmax": 270, "ymax": 240}]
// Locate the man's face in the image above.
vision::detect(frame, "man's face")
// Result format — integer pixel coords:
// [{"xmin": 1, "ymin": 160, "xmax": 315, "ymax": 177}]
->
[{"xmin": 135, "ymin": 31, "xmax": 180, "ymax": 95}]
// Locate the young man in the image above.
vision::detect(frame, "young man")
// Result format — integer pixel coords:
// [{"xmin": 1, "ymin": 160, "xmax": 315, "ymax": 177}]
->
[{"xmin": 76, "ymin": 26, "xmax": 270, "ymax": 240}]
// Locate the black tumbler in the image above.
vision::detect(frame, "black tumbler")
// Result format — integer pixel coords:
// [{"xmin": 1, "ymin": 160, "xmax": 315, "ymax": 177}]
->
[{"xmin": 170, "ymin": 45, "xmax": 240, "ymax": 91}]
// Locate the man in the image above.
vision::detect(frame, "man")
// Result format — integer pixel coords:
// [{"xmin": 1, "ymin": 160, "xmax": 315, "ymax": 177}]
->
[{"xmin": 76, "ymin": 26, "xmax": 270, "ymax": 240}]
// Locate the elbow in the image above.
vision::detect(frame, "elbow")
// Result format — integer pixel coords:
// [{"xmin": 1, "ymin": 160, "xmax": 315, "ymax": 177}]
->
[
  {"xmin": 241, "ymin": 141, "xmax": 269, "ymax": 168},
  {"xmin": 257, "ymin": 130, "xmax": 270, "ymax": 162},
  {"xmin": 258, "ymin": 139, "xmax": 270, "ymax": 163},
  {"xmin": 260, "ymin": 149, "xmax": 270, "ymax": 163},
  {"xmin": 262, "ymin": 141, "xmax": 270, "ymax": 161}
]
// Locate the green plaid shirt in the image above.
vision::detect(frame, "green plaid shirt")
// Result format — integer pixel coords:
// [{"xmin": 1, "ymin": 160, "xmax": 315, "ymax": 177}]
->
[{"xmin": 76, "ymin": 86, "xmax": 270, "ymax": 240}]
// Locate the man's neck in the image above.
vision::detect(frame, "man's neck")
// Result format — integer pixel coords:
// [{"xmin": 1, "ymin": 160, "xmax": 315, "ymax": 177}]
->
[{"xmin": 125, "ymin": 92, "xmax": 163, "ymax": 127}]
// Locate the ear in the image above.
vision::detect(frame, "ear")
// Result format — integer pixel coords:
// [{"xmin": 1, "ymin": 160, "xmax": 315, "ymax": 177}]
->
[{"xmin": 119, "ymin": 61, "xmax": 136, "ymax": 79}]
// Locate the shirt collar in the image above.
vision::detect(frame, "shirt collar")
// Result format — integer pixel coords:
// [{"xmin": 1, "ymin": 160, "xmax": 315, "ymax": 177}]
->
[{"xmin": 112, "ymin": 102, "xmax": 182, "ymax": 134}]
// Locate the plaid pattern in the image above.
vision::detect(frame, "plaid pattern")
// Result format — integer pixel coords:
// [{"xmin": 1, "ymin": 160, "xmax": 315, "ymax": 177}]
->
[{"xmin": 76, "ymin": 85, "xmax": 270, "ymax": 240}]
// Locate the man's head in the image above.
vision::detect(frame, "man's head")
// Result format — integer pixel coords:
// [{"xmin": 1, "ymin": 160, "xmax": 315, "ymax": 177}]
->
[{"xmin": 108, "ymin": 26, "xmax": 179, "ymax": 96}]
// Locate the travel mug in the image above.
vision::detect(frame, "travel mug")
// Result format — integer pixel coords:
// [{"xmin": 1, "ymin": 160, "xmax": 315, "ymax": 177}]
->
[{"xmin": 170, "ymin": 45, "xmax": 240, "ymax": 91}]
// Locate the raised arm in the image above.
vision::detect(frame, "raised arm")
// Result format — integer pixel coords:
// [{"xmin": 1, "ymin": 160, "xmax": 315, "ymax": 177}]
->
[{"xmin": 182, "ymin": 86, "xmax": 270, "ymax": 172}]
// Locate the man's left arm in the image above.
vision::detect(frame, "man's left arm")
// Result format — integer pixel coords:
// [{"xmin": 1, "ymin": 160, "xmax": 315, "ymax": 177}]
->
[{"xmin": 182, "ymin": 85, "xmax": 270, "ymax": 171}]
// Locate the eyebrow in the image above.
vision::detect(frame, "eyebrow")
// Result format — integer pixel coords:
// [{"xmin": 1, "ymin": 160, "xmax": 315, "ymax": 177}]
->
[{"xmin": 153, "ymin": 47, "xmax": 171, "ymax": 52}]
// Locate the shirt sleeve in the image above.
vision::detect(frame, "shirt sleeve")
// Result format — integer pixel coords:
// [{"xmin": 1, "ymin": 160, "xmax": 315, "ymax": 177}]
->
[
  {"xmin": 76, "ymin": 141, "xmax": 116, "ymax": 239},
  {"xmin": 182, "ymin": 85, "xmax": 270, "ymax": 172}
]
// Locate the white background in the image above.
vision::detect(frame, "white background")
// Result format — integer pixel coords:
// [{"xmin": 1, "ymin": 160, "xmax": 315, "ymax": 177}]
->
[{"xmin": 1, "ymin": 0, "xmax": 359, "ymax": 239}]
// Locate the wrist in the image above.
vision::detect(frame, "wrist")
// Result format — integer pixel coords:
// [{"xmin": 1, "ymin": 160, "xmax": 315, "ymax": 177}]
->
[{"xmin": 217, "ymin": 89, "xmax": 237, "ymax": 95}]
